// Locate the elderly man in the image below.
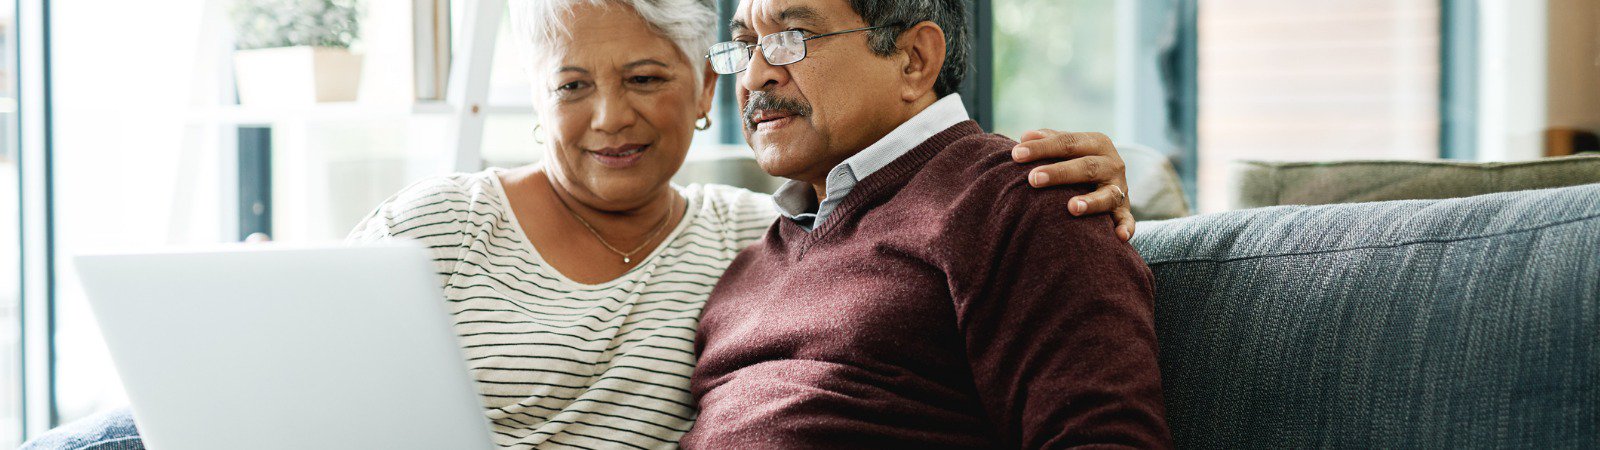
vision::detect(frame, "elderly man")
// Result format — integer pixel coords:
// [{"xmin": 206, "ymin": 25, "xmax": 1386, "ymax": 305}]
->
[{"xmin": 687, "ymin": 0, "xmax": 1172, "ymax": 448}]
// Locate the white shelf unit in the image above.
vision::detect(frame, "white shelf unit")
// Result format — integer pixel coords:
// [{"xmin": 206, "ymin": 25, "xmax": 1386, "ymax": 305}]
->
[
  {"xmin": 187, "ymin": 102, "xmax": 533, "ymax": 126},
  {"xmin": 189, "ymin": 0, "xmax": 515, "ymax": 241},
  {"xmin": 196, "ymin": 0, "xmax": 511, "ymax": 166}
]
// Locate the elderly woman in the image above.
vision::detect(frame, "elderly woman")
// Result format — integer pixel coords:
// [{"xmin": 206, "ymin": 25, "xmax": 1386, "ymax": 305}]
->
[{"xmin": 23, "ymin": 0, "xmax": 1137, "ymax": 449}]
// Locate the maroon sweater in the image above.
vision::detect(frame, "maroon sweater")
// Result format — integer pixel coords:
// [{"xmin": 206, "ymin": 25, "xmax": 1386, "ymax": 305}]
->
[{"xmin": 685, "ymin": 121, "xmax": 1171, "ymax": 449}]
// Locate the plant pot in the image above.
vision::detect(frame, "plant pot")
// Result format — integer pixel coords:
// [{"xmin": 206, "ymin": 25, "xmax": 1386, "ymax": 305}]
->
[{"xmin": 233, "ymin": 46, "xmax": 364, "ymax": 107}]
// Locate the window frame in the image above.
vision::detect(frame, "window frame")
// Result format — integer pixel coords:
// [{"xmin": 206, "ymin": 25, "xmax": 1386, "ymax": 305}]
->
[
  {"xmin": 17, "ymin": 0, "xmax": 58, "ymax": 440},
  {"xmin": 1441, "ymin": 0, "xmax": 1480, "ymax": 160}
]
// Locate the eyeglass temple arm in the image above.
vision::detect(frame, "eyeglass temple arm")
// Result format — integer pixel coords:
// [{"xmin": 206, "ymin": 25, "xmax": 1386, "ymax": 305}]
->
[{"xmin": 802, "ymin": 25, "xmax": 894, "ymax": 41}]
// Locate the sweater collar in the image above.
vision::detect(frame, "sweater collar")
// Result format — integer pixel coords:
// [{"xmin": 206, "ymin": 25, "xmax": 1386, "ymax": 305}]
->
[
  {"xmin": 774, "ymin": 120, "xmax": 985, "ymax": 251},
  {"xmin": 771, "ymin": 94, "xmax": 971, "ymax": 230}
]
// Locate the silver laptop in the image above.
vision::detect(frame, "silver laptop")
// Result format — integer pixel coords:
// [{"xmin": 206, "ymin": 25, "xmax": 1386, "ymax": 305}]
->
[{"xmin": 73, "ymin": 241, "xmax": 496, "ymax": 450}]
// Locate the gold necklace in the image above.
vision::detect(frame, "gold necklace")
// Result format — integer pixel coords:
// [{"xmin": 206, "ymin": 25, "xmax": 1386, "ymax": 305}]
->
[{"xmin": 551, "ymin": 187, "xmax": 677, "ymax": 264}]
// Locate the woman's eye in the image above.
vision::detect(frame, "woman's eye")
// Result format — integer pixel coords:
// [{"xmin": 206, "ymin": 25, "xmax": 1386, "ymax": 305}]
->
[
  {"xmin": 627, "ymin": 76, "xmax": 665, "ymax": 86},
  {"xmin": 557, "ymin": 81, "xmax": 587, "ymax": 91}
]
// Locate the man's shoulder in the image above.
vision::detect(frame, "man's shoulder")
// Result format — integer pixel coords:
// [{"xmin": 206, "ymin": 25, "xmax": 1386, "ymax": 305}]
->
[
  {"xmin": 917, "ymin": 130, "xmax": 1096, "ymax": 211},
  {"xmin": 887, "ymin": 126, "xmax": 1127, "ymax": 262},
  {"xmin": 938, "ymin": 131, "xmax": 1028, "ymax": 179}
]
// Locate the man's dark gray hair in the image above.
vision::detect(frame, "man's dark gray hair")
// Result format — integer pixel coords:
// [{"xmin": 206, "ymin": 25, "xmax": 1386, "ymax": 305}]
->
[{"xmin": 848, "ymin": 0, "xmax": 968, "ymax": 98}]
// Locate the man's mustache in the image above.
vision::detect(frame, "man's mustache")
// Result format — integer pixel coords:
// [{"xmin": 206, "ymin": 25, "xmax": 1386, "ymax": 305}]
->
[{"xmin": 742, "ymin": 91, "xmax": 812, "ymax": 130}]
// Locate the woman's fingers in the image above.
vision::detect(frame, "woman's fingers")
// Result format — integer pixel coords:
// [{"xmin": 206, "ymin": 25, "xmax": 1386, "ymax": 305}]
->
[
  {"xmin": 1066, "ymin": 182, "xmax": 1129, "ymax": 216},
  {"xmin": 1070, "ymin": 184, "xmax": 1137, "ymax": 241},
  {"xmin": 1027, "ymin": 155, "xmax": 1124, "ymax": 188},
  {"xmin": 1012, "ymin": 130, "xmax": 1111, "ymax": 163},
  {"xmin": 1113, "ymin": 206, "xmax": 1137, "ymax": 242},
  {"xmin": 1012, "ymin": 128, "xmax": 1137, "ymax": 240},
  {"xmin": 1016, "ymin": 128, "xmax": 1057, "ymax": 144},
  {"xmin": 1070, "ymin": 183, "xmax": 1136, "ymax": 241}
]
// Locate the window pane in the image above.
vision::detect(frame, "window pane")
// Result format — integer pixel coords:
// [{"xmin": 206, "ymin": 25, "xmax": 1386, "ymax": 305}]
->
[
  {"xmin": 992, "ymin": 0, "xmax": 1194, "ymax": 217},
  {"xmin": 992, "ymin": 0, "xmax": 1119, "ymax": 139},
  {"xmin": 1197, "ymin": 0, "xmax": 1441, "ymax": 211}
]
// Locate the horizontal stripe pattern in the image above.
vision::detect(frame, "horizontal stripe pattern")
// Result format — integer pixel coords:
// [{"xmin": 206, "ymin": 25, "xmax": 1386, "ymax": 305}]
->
[{"xmin": 347, "ymin": 169, "xmax": 776, "ymax": 449}]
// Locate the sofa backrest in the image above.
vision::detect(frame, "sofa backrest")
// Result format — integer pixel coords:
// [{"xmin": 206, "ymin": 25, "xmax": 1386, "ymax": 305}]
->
[
  {"xmin": 1231, "ymin": 155, "xmax": 1600, "ymax": 209},
  {"xmin": 1132, "ymin": 183, "xmax": 1600, "ymax": 448}
]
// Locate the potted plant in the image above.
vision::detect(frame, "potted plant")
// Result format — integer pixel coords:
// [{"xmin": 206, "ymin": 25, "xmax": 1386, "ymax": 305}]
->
[{"xmin": 230, "ymin": 0, "xmax": 364, "ymax": 106}]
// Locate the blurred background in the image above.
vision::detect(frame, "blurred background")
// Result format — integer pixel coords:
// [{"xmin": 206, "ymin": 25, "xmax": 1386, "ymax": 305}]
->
[{"xmin": 4, "ymin": 0, "xmax": 1598, "ymax": 444}]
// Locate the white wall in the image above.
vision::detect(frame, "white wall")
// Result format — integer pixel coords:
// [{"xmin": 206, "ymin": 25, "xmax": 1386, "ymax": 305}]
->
[
  {"xmin": 1545, "ymin": 0, "xmax": 1600, "ymax": 133},
  {"xmin": 1197, "ymin": 0, "xmax": 1441, "ymax": 212}
]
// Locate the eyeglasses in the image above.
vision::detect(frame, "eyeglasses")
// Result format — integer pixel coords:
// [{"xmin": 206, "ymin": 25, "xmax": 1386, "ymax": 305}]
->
[{"xmin": 706, "ymin": 26, "xmax": 893, "ymax": 75}]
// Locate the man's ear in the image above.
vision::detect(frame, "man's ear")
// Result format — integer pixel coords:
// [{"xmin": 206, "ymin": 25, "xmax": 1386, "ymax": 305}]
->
[
  {"xmin": 898, "ymin": 21, "xmax": 946, "ymax": 103},
  {"xmin": 698, "ymin": 63, "xmax": 718, "ymax": 115}
]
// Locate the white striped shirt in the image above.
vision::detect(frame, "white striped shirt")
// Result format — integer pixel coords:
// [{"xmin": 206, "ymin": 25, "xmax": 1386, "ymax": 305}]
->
[{"xmin": 346, "ymin": 168, "xmax": 776, "ymax": 449}]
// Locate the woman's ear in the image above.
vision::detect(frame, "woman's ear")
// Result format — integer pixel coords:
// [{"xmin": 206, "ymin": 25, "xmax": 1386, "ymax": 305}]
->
[
  {"xmin": 897, "ymin": 21, "xmax": 946, "ymax": 103},
  {"xmin": 698, "ymin": 63, "xmax": 719, "ymax": 115}
]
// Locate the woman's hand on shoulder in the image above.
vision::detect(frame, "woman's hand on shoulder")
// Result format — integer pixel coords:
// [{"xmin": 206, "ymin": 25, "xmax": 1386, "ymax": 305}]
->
[{"xmin": 1010, "ymin": 129, "xmax": 1135, "ymax": 242}]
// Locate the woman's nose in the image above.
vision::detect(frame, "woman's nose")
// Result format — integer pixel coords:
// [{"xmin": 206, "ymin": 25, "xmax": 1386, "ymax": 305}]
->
[{"xmin": 591, "ymin": 88, "xmax": 639, "ymax": 134}]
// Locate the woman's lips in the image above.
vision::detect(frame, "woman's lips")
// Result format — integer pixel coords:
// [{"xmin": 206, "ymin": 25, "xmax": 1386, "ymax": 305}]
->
[{"xmin": 587, "ymin": 144, "xmax": 649, "ymax": 169}]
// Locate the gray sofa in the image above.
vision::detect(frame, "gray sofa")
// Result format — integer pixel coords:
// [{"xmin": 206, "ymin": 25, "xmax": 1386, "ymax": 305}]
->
[
  {"xmin": 676, "ymin": 155, "xmax": 1600, "ymax": 447},
  {"xmin": 1131, "ymin": 183, "xmax": 1600, "ymax": 448}
]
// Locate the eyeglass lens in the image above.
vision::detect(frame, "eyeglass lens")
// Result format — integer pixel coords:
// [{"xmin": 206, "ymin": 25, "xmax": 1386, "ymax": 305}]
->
[{"xmin": 708, "ymin": 30, "xmax": 807, "ymax": 75}]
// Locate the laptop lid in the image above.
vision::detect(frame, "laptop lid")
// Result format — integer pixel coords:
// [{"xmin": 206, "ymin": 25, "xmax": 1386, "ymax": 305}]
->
[{"xmin": 73, "ymin": 242, "xmax": 495, "ymax": 450}]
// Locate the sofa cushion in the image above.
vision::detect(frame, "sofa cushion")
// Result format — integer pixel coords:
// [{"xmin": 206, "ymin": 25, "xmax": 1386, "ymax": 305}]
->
[
  {"xmin": 1120, "ymin": 143, "xmax": 1192, "ymax": 220},
  {"xmin": 1131, "ymin": 183, "xmax": 1600, "ymax": 448},
  {"xmin": 1231, "ymin": 155, "xmax": 1600, "ymax": 209}
]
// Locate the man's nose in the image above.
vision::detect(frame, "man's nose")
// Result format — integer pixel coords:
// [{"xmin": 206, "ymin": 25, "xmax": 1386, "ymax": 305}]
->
[{"xmin": 739, "ymin": 46, "xmax": 790, "ymax": 93}]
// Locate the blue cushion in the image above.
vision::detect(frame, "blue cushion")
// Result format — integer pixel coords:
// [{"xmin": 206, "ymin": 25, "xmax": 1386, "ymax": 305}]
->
[{"xmin": 1132, "ymin": 183, "xmax": 1600, "ymax": 448}]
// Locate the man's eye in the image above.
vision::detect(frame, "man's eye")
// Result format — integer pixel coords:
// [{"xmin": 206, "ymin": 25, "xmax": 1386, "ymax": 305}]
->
[
  {"xmin": 557, "ymin": 81, "xmax": 589, "ymax": 91},
  {"xmin": 787, "ymin": 28, "xmax": 813, "ymax": 36}
]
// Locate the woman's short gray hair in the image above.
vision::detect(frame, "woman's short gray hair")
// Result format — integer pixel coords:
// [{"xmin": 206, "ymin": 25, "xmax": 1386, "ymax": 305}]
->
[{"xmin": 510, "ymin": 0, "xmax": 718, "ymax": 85}]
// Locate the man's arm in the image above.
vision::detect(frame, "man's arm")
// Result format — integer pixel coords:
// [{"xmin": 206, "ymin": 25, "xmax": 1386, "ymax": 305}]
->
[{"xmin": 952, "ymin": 183, "xmax": 1171, "ymax": 449}]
